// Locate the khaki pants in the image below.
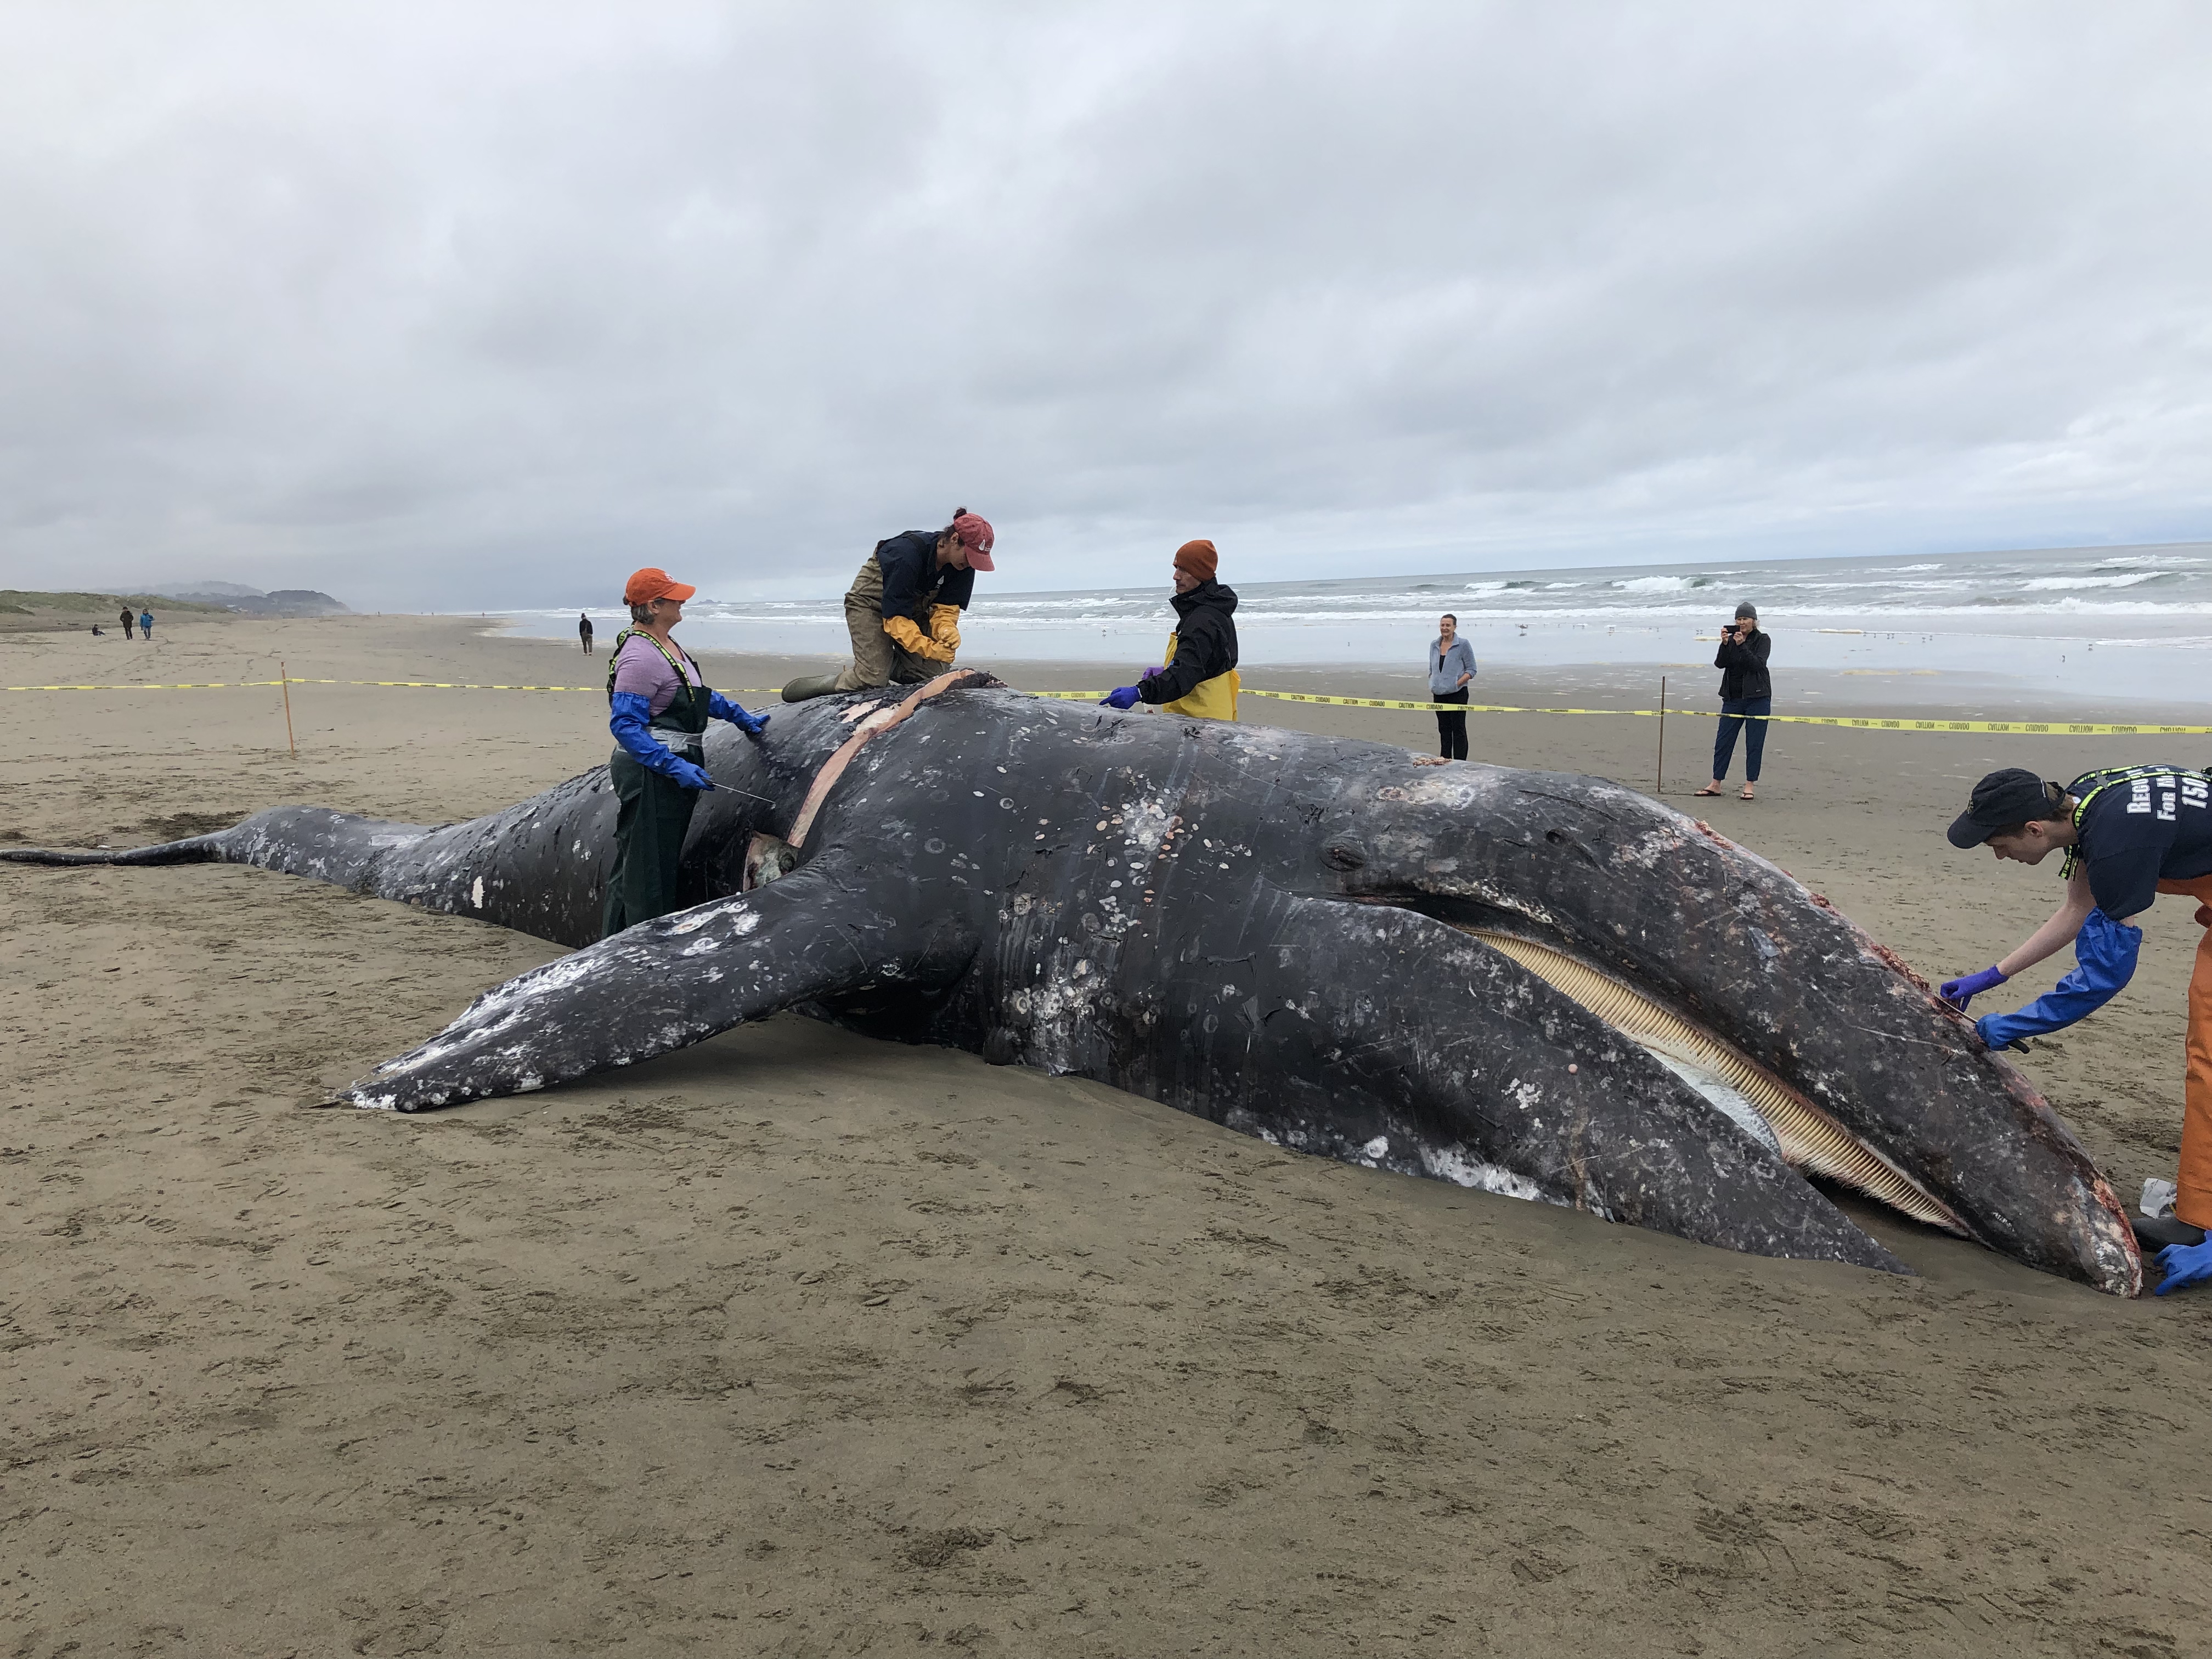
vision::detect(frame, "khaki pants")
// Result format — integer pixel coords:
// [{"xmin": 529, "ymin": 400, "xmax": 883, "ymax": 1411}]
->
[{"xmin": 833, "ymin": 556, "xmax": 940, "ymax": 691}]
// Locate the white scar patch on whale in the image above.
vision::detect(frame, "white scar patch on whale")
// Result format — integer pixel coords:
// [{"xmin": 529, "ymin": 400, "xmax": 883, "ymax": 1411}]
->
[
  {"xmin": 665, "ymin": 900, "xmax": 748, "ymax": 936},
  {"xmin": 1612, "ymin": 826, "xmax": 1686, "ymax": 871},
  {"xmin": 1420, "ymin": 1145, "xmax": 1558, "ymax": 1205},
  {"xmin": 471, "ymin": 876, "xmax": 484, "ymax": 909},
  {"xmin": 1119, "ymin": 795, "xmax": 1178, "ymax": 858}
]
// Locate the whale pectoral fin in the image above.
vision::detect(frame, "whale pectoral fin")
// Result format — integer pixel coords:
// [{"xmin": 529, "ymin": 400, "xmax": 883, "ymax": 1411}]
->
[{"xmin": 334, "ymin": 865, "xmax": 928, "ymax": 1111}]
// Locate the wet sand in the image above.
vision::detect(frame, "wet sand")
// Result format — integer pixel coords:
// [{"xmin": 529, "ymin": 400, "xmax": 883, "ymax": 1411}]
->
[{"xmin": 5, "ymin": 613, "xmax": 2211, "ymax": 1656}]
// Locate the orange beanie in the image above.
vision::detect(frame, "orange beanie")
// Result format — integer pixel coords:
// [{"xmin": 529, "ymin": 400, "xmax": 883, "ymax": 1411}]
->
[{"xmin": 1173, "ymin": 539, "xmax": 1217, "ymax": 582}]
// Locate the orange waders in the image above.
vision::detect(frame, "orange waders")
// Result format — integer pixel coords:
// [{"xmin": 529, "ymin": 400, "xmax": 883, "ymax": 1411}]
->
[{"xmin": 2160, "ymin": 872, "xmax": 2212, "ymax": 1229}]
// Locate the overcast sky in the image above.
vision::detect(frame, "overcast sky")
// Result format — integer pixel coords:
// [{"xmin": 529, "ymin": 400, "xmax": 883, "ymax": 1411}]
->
[{"xmin": 0, "ymin": 2, "xmax": 2205, "ymax": 608}]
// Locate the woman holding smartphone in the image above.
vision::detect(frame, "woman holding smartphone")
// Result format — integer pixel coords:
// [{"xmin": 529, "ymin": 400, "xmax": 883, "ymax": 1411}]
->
[{"xmin": 1695, "ymin": 601, "xmax": 1771, "ymax": 800}]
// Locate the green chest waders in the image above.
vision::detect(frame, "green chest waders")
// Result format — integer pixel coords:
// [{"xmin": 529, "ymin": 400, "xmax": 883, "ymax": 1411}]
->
[{"xmin": 602, "ymin": 634, "xmax": 713, "ymax": 939}]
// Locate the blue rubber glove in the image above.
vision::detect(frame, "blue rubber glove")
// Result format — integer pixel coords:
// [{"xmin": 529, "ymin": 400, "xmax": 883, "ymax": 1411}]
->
[
  {"xmin": 2154, "ymin": 1238, "xmax": 2212, "ymax": 1296},
  {"xmin": 610, "ymin": 692, "xmax": 716, "ymax": 789},
  {"xmin": 1101, "ymin": 686, "xmax": 1142, "ymax": 710},
  {"xmin": 1940, "ymin": 966, "xmax": 2008, "ymax": 1009},
  {"xmin": 707, "ymin": 691, "xmax": 770, "ymax": 736},
  {"xmin": 1974, "ymin": 908, "xmax": 2141, "ymax": 1051}
]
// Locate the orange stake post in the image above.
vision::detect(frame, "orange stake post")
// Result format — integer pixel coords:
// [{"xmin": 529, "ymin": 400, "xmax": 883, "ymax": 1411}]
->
[{"xmin": 280, "ymin": 661, "xmax": 297, "ymax": 757}]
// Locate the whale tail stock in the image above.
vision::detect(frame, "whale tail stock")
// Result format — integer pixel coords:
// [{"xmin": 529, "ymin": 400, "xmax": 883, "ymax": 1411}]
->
[
  {"xmin": 3, "ymin": 806, "xmax": 444, "ymax": 898},
  {"xmin": 0, "ymin": 834, "xmax": 228, "ymax": 867},
  {"xmin": 333, "ymin": 862, "xmax": 946, "ymax": 1111}
]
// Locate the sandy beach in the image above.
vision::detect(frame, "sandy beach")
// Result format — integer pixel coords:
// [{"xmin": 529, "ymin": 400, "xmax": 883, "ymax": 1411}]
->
[{"xmin": 7, "ymin": 611, "xmax": 2212, "ymax": 1657}]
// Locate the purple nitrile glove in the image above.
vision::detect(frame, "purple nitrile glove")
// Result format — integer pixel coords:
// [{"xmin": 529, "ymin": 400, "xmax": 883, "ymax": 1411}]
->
[
  {"xmin": 1100, "ymin": 686, "xmax": 1142, "ymax": 710},
  {"xmin": 1143, "ymin": 667, "xmax": 1165, "ymax": 679},
  {"xmin": 1939, "ymin": 966, "xmax": 2007, "ymax": 1009}
]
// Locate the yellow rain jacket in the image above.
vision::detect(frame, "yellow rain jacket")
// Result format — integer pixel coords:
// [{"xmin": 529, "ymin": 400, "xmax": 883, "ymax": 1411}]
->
[
  {"xmin": 1141, "ymin": 580, "xmax": 1240, "ymax": 721},
  {"xmin": 1156, "ymin": 629, "xmax": 1240, "ymax": 720}
]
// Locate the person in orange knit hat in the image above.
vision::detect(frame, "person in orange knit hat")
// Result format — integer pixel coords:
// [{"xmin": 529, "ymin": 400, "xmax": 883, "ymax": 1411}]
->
[
  {"xmin": 1099, "ymin": 539, "xmax": 1240, "ymax": 721},
  {"xmin": 1939, "ymin": 764, "xmax": 2212, "ymax": 1292}
]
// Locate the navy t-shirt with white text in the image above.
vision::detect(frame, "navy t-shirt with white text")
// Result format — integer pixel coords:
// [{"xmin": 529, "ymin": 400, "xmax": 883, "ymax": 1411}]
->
[{"xmin": 2077, "ymin": 770, "xmax": 2212, "ymax": 919}]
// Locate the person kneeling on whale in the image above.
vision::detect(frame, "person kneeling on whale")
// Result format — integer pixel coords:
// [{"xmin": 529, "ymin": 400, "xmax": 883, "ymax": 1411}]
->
[
  {"xmin": 1939, "ymin": 764, "xmax": 2212, "ymax": 1292},
  {"xmin": 604, "ymin": 567, "xmax": 769, "ymax": 938},
  {"xmin": 1100, "ymin": 539, "xmax": 1240, "ymax": 721},
  {"xmin": 783, "ymin": 509, "xmax": 995, "ymax": 702}
]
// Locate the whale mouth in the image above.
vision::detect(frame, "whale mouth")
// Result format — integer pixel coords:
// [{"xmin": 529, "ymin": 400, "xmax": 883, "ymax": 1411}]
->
[{"xmin": 1449, "ymin": 926, "xmax": 1967, "ymax": 1236}]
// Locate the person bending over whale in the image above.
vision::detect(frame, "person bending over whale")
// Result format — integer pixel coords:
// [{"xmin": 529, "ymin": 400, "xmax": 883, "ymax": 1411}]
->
[
  {"xmin": 1940, "ymin": 764, "xmax": 2212, "ymax": 1293},
  {"xmin": 603, "ymin": 567, "xmax": 769, "ymax": 936},
  {"xmin": 784, "ymin": 510, "xmax": 995, "ymax": 702},
  {"xmin": 1101, "ymin": 539, "xmax": 1240, "ymax": 721}
]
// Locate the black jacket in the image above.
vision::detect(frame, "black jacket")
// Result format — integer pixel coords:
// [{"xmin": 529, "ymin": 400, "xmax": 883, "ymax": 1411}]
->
[
  {"xmin": 874, "ymin": 530, "xmax": 977, "ymax": 625},
  {"xmin": 1139, "ymin": 580, "xmax": 1239, "ymax": 704},
  {"xmin": 1714, "ymin": 628, "xmax": 1771, "ymax": 702}
]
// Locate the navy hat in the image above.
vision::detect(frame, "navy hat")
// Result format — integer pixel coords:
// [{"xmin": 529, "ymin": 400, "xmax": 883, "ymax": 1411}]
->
[{"xmin": 1946, "ymin": 768, "xmax": 2061, "ymax": 848}]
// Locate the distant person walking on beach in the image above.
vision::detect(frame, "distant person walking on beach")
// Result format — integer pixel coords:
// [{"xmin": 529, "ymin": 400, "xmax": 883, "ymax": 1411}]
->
[
  {"xmin": 119, "ymin": 607, "xmax": 134, "ymax": 639},
  {"xmin": 1100, "ymin": 540, "xmax": 1241, "ymax": 721},
  {"xmin": 602, "ymin": 567, "xmax": 771, "ymax": 937},
  {"xmin": 1695, "ymin": 602, "xmax": 1770, "ymax": 801},
  {"xmin": 782, "ymin": 509, "xmax": 995, "ymax": 702},
  {"xmin": 579, "ymin": 612, "xmax": 595, "ymax": 654},
  {"xmin": 1427, "ymin": 613, "xmax": 1475, "ymax": 760},
  {"xmin": 139, "ymin": 608, "xmax": 154, "ymax": 642}
]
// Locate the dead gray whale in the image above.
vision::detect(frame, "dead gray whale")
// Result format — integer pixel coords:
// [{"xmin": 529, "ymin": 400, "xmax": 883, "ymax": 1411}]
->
[{"xmin": 2, "ymin": 670, "xmax": 2140, "ymax": 1293}]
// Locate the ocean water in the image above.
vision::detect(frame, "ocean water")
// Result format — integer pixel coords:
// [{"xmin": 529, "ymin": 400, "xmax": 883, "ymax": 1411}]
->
[{"xmin": 499, "ymin": 540, "xmax": 2212, "ymax": 709}]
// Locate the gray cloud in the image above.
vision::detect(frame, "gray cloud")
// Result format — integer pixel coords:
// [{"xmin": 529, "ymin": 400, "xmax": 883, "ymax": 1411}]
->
[{"xmin": 0, "ymin": 0, "xmax": 2205, "ymax": 607}]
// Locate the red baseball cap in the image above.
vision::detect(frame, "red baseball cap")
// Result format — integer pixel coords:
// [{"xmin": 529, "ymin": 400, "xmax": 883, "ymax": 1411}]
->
[
  {"xmin": 952, "ymin": 512, "xmax": 995, "ymax": 572},
  {"xmin": 623, "ymin": 567, "xmax": 697, "ymax": 605}
]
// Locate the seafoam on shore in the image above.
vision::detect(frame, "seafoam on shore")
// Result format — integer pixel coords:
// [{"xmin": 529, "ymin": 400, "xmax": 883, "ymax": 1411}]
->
[{"xmin": 498, "ymin": 540, "xmax": 2212, "ymax": 708}]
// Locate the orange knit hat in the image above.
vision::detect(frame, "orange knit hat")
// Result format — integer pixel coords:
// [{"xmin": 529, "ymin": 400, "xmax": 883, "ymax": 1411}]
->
[{"xmin": 1173, "ymin": 539, "xmax": 1217, "ymax": 582}]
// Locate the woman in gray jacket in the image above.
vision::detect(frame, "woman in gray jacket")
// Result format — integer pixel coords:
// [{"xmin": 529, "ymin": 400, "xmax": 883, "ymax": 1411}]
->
[{"xmin": 1427, "ymin": 613, "xmax": 1476, "ymax": 759}]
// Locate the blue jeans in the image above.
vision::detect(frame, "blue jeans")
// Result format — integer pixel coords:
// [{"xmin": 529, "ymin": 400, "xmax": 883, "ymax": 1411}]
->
[{"xmin": 1712, "ymin": 697, "xmax": 1770, "ymax": 782}]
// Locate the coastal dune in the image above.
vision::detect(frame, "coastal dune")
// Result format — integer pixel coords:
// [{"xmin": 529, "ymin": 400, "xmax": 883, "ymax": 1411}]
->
[{"xmin": 6, "ymin": 612, "xmax": 2210, "ymax": 1655}]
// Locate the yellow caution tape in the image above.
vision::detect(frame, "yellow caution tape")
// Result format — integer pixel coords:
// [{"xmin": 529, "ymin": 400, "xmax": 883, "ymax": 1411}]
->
[
  {"xmin": 1237, "ymin": 687, "xmax": 2212, "ymax": 735},
  {"xmin": 0, "ymin": 679, "xmax": 784, "ymax": 693},
  {"xmin": 346, "ymin": 680, "xmax": 595, "ymax": 690},
  {"xmin": 5, "ymin": 678, "xmax": 2207, "ymax": 736},
  {"xmin": 1, "ymin": 680, "xmax": 294, "ymax": 691}
]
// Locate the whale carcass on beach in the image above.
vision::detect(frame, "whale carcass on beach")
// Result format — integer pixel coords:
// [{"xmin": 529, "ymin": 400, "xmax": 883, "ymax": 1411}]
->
[{"xmin": 2, "ymin": 670, "xmax": 2141, "ymax": 1294}]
